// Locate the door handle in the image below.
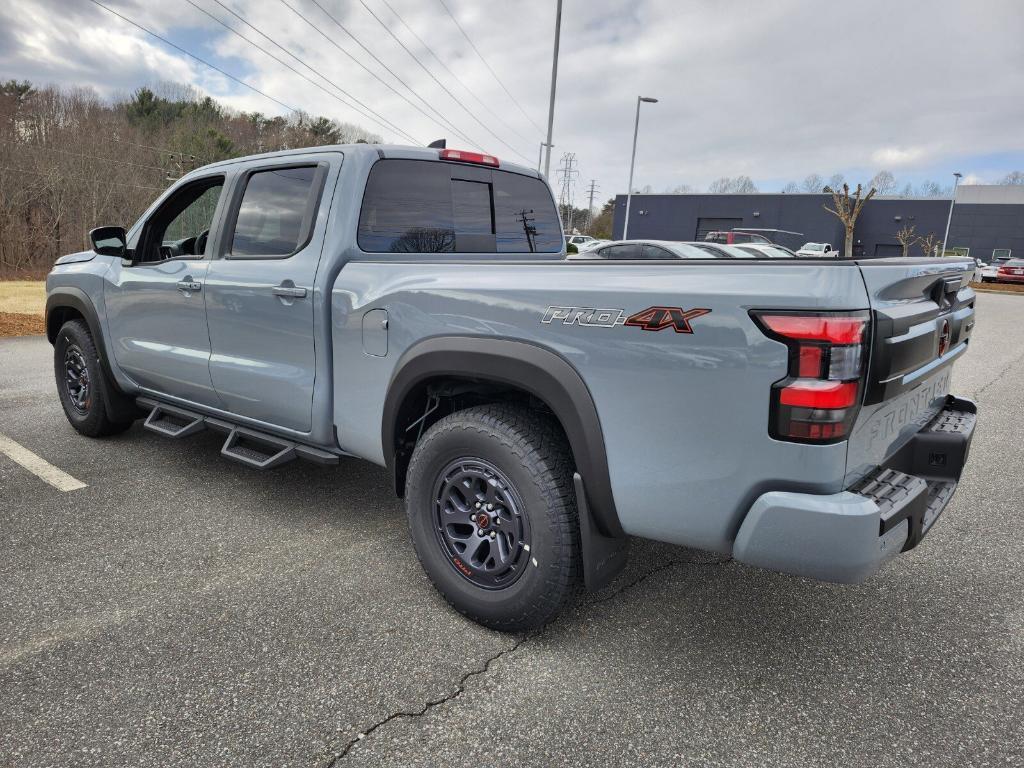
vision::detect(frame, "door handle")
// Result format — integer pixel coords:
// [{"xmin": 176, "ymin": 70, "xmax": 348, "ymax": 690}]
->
[
  {"xmin": 272, "ymin": 285, "xmax": 307, "ymax": 298},
  {"xmin": 176, "ymin": 280, "xmax": 202, "ymax": 292}
]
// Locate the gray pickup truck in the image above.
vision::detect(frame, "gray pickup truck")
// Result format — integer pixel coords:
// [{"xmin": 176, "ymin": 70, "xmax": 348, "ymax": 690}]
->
[{"xmin": 46, "ymin": 144, "xmax": 978, "ymax": 630}]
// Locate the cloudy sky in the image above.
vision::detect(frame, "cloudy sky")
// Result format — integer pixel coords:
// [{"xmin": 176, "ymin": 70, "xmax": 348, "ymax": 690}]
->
[{"xmin": 3, "ymin": 0, "xmax": 1023, "ymax": 201}]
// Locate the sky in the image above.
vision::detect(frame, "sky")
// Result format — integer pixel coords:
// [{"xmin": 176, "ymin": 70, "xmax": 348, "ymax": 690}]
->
[{"xmin": 2, "ymin": 0, "xmax": 1024, "ymax": 205}]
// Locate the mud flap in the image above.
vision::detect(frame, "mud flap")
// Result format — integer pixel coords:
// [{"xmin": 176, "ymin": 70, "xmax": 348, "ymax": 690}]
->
[{"xmin": 574, "ymin": 472, "xmax": 629, "ymax": 591}]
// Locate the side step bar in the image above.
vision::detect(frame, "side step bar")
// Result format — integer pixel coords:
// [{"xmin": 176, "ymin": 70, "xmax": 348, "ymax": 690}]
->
[{"xmin": 137, "ymin": 397, "xmax": 340, "ymax": 470}]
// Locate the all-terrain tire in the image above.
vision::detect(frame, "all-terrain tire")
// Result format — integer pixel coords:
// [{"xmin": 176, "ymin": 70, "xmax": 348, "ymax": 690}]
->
[
  {"xmin": 405, "ymin": 404, "xmax": 581, "ymax": 632},
  {"xmin": 54, "ymin": 320, "xmax": 135, "ymax": 437}
]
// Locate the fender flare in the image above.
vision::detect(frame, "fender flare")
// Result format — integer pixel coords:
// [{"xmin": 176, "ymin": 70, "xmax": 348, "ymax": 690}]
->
[
  {"xmin": 382, "ymin": 336, "xmax": 624, "ymax": 539},
  {"xmin": 45, "ymin": 287, "xmax": 135, "ymax": 420}
]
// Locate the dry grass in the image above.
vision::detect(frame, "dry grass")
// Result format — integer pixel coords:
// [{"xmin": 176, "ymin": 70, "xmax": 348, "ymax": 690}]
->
[
  {"xmin": 970, "ymin": 281, "xmax": 1024, "ymax": 295},
  {"xmin": 0, "ymin": 281, "xmax": 47, "ymax": 315},
  {"xmin": 0, "ymin": 281, "xmax": 46, "ymax": 337}
]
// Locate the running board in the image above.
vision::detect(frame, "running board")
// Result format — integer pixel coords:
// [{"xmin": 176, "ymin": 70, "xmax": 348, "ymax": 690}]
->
[
  {"xmin": 136, "ymin": 397, "xmax": 340, "ymax": 469},
  {"xmin": 143, "ymin": 402, "xmax": 206, "ymax": 439},
  {"xmin": 220, "ymin": 427, "xmax": 296, "ymax": 470}
]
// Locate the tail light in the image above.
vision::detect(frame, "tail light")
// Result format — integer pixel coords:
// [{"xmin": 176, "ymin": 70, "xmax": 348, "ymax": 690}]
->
[
  {"xmin": 752, "ymin": 310, "xmax": 870, "ymax": 443},
  {"xmin": 439, "ymin": 148, "xmax": 499, "ymax": 167}
]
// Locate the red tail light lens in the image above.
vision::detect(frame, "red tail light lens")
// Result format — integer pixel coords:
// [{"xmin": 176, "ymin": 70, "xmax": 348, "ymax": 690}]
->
[
  {"xmin": 752, "ymin": 310, "xmax": 870, "ymax": 444},
  {"xmin": 439, "ymin": 149, "xmax": 500, "ymax": 167}
]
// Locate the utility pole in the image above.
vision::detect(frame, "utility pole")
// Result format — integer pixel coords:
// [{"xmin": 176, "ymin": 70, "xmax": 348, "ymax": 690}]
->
[
  {"xmin": 623, "ymin": 96, "xmax": 658, "ymax": 240},
  {"xmin": 555, "ymin": 153, "xmax": 578, "ymax": 233},
  {"xmin": 515, "ymin": 208, "xmax": 537, "ymax": 252},
  {"xmin": 537, "ymin": 142, "xmax": 552, "ymax": 174},
  {"xmin": 585, "ymin": 179, "xmax": 599, "ymax": 232},
  {"xmin": 543, "ymin": 0, "xmax": 562, "ymax": 179}
]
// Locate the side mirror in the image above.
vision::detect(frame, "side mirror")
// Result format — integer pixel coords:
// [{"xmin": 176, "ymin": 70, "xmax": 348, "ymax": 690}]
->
[{"xmin": 89, "ymin": 226, "xmax": 127, "ymax": 258}]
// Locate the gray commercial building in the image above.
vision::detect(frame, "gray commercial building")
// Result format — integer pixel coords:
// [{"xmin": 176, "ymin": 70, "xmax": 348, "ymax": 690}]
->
[{"xmin": 611, "ymin": 185, "xmax": 1024, "ymax": 261}]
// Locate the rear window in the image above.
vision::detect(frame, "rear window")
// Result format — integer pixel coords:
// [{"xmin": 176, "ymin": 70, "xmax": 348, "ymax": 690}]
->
[{"xmin": 358, "ymin": 159, "xmax": 561, "ymax": 254}]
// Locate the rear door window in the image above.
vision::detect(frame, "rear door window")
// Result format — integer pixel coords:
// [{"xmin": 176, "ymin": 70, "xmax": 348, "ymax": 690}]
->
[
  {"xmin": 229, "ymin": 165, "xmax": 323, "ymax": 258},
  {"xmin": 358, "ymin": 159, "xmax": 561, "ymax": 254},
  {"xmin": 599, "ymin": 244, "xmax": 643, "ymax": 259}
]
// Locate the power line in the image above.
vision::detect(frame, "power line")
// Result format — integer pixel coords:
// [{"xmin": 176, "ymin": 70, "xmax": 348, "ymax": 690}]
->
[
  {"xmin": 435, "ymin": 0, "xmax": 543, "ymax": 134},
  {"xmin": 1, "ymin": 143, "xmax": 168, "ymax": 173},
  {"xmin": 108, "ymin": 136, "xmax": 208, "ymax": 162},
  {"xmin": 555, "ymin": 152, "xmax": 578, "ymax": 232},
  {"xmin": 88, "ymin": 0, "xmax": 299, "ymax": 115},
  {"xmin": 284, "ymin": 0, "xmax": 483, "ymax": 150},
  {"xmin": 375, "ymin": 0, "xmax": 535, "ymax": 147},
  {"xmin": 187, "ymin": 0, "xmax": 419, "ymax": 143},
  {"xmin": 0, "ymin": 165, "xmax": 168, "ymax": 192},
  {"xmin": 352, "ymin": 0, "xmax": 532, "ymax": 163}
]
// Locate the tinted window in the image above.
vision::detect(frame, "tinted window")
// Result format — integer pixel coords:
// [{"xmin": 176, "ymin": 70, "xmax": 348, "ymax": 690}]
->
[
  {"xmin": 640, "ymin": 245, "xmax": 676, "ymax": 260},
  {"xmin": 493, "ymin": 171, "xmax": 561, "ymax": 253},
  {"xmin": 358, "ymin": 159, "xmax": 561, "ymax": 254},
  {"xmin": 231, "ymin": 166, "xmax": 319, "ymax": 257},
  {"xmin": 599, "ymin": 244, "xmax": 643, "ymax": 259}
]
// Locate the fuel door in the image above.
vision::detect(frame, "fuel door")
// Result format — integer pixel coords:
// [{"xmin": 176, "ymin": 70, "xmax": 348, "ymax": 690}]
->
[{"xmin": 362, "ymin": 308, "xmax": 389, "ymax": 357}]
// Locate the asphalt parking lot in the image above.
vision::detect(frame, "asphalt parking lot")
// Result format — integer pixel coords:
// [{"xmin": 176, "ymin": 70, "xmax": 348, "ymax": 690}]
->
[{"xmin": 2, "ymin": 292, "xmax": 1023, "ymax": 768}]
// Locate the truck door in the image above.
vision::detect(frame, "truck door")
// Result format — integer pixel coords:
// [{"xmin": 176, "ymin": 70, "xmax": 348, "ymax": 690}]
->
[
  {"xmin": 203, "ymin": 157, "xmax": 336, "ymax": 433},
  {"xmin": 104, "ymin": 174, "xmax": 227, "ymax": 407}
]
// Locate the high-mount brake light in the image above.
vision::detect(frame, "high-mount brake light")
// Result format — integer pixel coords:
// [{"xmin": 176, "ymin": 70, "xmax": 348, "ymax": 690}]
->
[
  {"xmin": 439, "ymin": 149, "xmax": 500, "ymax": 167},
  {"xmin": 752, "ymin": 310, "xmax": 871, "ymax": 444}
]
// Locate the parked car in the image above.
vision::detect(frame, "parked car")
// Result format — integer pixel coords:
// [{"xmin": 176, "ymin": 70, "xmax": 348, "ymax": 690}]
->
[
  {"xmin": 704, "ymin": 229, "xmax": 804, "ymax": 247},
  {"xmin": 46, "ymin": 143, "xmax": 978, "ymax": 631},
  {"xmin": 565, "ymin": 234, "xmax": 597, "ymax": 249},
  {"xmin": 735, "ymin": 243, "xmax": 797, "ymax": 259},
  {"xmin": 578, "ymin": 238, "xmax": 610, "ymax": 252},
  {"xmin": 996, "ymin": 258, "xmax": 1024, "ymax": 284},
  {"xmin": 568, "ymin": 239, "xmax": 742, "ymax": 260},
  {"xmin": 796, "ymin": 242, "xmax": 838, "ymax": 257}
]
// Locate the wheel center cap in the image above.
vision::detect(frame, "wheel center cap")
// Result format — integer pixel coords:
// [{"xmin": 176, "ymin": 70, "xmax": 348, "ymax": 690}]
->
[{"xmin": 475, "ymin": 512, "xmax": 491, "ymax": 529}]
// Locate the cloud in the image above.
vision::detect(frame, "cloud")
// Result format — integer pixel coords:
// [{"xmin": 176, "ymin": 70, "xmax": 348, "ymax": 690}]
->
[
  {"xmin": 1, "ymin": 0, "xmax": 1023, "ymax": 197},
  {"xmin": 870, "ymin": 146, "xmax": 931, "ymax": 169}
]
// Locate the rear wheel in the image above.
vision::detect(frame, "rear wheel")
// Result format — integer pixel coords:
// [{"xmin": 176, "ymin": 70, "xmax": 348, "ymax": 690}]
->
[
  {"xmin": 405, "ymin": 404, "xmax": 581, "ymax": 632},
  {"xmin": 54, "ymin": 320, "xmax": 134, "ymax": 437}
]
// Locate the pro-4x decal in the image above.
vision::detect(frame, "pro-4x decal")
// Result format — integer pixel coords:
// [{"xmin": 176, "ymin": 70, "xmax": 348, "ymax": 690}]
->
[{"xmin": 542, "ymin": 305, "xmax": 711, "ymax": 334}]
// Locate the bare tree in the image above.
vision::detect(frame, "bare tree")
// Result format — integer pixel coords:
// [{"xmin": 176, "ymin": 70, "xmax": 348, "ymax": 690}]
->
[
  {"xmin": 1000, "ymin": 170, "xmax": 1024, "ymax": 185},
  {"xmin": 828, "ymin": 173, "xmax": 845, "ymax": 190},
  {"xmin": 870, "ymin": 170, "xmax": 897, "ymax": 195},
  {"xmin": 801, "ymin": 173, "xmax": 824, "ymax": 193},
  {"xmin": 781, "ymin": 181, "xmax": 799, "ymax": 193},
  {"xmin": 895, "ymin": 224, "xmax": 917, "ymax": 257},
  {"xmin": 823, "ymin": 183, "xmax": 877, "ymax": 259},
  {"xmin": 916, "ymin": 232, "xmax": 941, "ymax": 258},
  {"xmin": 708, "ymin": 175, "xmax": 758, "ymax": 193}
]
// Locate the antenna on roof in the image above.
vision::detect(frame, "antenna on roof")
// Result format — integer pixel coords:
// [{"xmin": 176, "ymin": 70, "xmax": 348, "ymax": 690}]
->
[{"xmin": 427, "ymin": 139, "xmax": 447, "ymax": 149}]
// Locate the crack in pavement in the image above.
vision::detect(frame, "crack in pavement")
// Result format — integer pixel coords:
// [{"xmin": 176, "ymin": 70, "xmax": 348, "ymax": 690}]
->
[
  {"xmin": 323, "ymin": 555, "xmax": 732, "ymax": 765},
  {"xmin": 972, "ymin": 346, "xmax": 1024, "ymax": 402}
]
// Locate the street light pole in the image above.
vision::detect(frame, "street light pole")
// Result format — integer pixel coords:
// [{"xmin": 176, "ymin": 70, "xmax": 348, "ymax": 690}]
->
[
  {"xmin": 941, "ymin": 171, "xmax": 963, "ymax": 257},
  {"xmin": 538, "ymin": 142, "xmax": 552, "ymax": 174},
  {"xmin": 622, "ymin": 96, "xmax": 658, "ymax": 240},
  {"xmin": 542, "ymin": 0, "xmax": 562, "ymax": 179}
]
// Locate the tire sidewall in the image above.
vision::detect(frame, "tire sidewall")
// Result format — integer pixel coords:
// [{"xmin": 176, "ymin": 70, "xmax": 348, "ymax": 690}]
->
[
  {"xmin": 54, "ymin": 322, "xmax": 105, "ymax": 433},
  {"xmin": 406, "ymin": 416, "xmax": 571, "ymax": 627}
]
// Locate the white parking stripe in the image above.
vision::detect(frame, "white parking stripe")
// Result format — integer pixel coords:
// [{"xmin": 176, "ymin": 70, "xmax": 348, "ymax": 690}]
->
[{"xmin": 0, "ymin": 433, "xmax": 87, "ymax": 492}]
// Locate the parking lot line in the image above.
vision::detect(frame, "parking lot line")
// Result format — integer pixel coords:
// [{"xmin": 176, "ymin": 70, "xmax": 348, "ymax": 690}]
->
[{"xmin": 0, "ymin": 432, "xmax": 86, "ymax": 492}]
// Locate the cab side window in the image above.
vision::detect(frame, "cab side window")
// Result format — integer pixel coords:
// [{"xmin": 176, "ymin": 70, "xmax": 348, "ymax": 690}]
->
[
  {"xmin": 229, "ymin": 166, "xmax": 323, "ymax": 258},
  {"xmin": 136, "ymin": 176, "xmax": 224, "ymax": 263}
]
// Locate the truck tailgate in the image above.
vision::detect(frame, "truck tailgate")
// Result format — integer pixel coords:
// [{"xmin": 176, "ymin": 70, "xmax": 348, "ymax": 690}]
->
[{"xmin": 845, "ymin": 258, "xmax": 976, "ymax": 486}]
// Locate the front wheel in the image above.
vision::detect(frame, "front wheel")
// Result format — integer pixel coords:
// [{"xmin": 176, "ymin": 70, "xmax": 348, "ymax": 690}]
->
[
  {"xmin": 405, "ymin": 405, "xmax": 581, "ymax": 632},
  {"xmin": 54, "ymin": 320, "xmax": 135, "ymax": 437}
]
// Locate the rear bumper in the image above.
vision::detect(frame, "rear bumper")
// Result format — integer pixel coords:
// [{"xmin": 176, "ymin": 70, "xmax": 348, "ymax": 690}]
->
[
  {"xmin": 996, "ymin": 273, "xmax": 1024, "ymax": 283},
  {"xmin": 733, "ymin": 395, "xmax": 977, "ymax": 583}
]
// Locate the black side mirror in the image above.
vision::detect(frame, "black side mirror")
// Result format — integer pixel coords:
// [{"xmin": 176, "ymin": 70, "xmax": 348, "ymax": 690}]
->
[{"xmin": 89, "ymin": 226, "xmax": 127, "ymax": 258}]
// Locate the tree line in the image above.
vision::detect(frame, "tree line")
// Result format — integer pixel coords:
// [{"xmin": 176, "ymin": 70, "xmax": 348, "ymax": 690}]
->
[
  {"xmin": 0, "ymin": 80, "xmax": 379, "ymax": 277},
  {"xmin": 635, "ymin": 169, "xmax": 1023, "ymax": 197}
]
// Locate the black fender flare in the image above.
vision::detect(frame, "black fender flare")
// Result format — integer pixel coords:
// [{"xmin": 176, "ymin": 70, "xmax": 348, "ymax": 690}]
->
[
  {"xmin": 382, "ymin": 336, "xmax": 624, "ymax": 540},
  {"xmin": 46, "ymin": 287, "xmax": 136, "ymax": 420}
]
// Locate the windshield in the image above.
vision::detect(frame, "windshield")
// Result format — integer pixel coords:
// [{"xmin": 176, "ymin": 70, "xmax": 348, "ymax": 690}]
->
[
  {"xmin": 801, "ymin": 243, "xmax": 826, "ymax": 252},
  {"xmin": 737, "ymin": 244, "xmax": 795, "ymax": 259}
]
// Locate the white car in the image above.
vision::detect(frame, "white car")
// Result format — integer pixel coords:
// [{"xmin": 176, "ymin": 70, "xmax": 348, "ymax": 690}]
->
[
  {"xmin": 796, "ymin": 242, "xmax": 838, "ymax": 257},
  {"xmin": 565, "ymin": 234, "xmax": 597, "ymax": 249}
]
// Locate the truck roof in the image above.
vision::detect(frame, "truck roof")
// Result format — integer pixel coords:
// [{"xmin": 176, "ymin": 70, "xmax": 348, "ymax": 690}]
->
[{"xmin": 194, "ymin": 143, "xmax": 541, "ymax": 179}]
